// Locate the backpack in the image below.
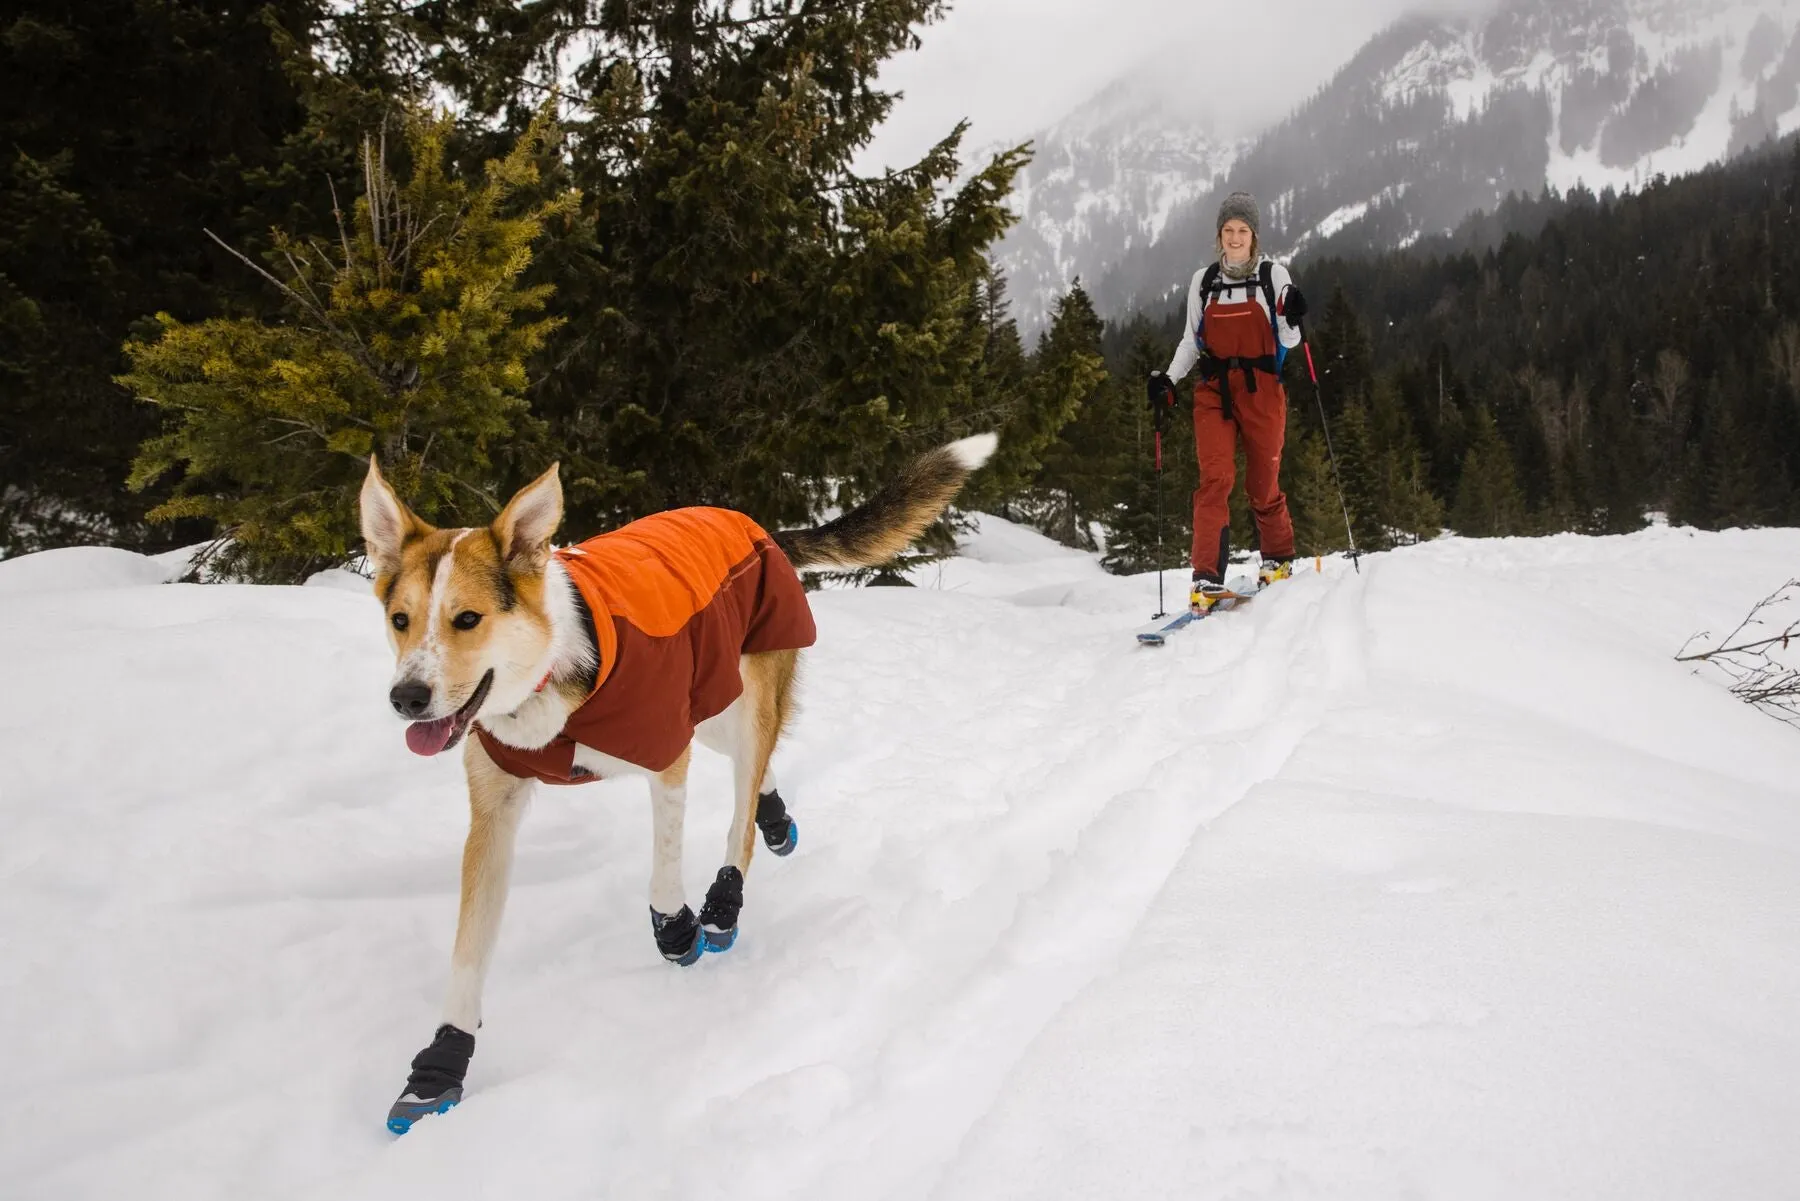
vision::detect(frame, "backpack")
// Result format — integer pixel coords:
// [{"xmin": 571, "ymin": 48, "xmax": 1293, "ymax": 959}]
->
[
  {"xmin": 1199, "ymin": 259, "xmax": 1278, "ymax": 327},
  {"xmin": 1194, "ymin": 259, "xmax": 1286, "ymax": 366}
]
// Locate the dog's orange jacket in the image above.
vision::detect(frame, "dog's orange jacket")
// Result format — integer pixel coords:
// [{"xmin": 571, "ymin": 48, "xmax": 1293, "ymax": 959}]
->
[{"xmin": 476, "ymin": 508, "xmax": 816, "ymax": 782}]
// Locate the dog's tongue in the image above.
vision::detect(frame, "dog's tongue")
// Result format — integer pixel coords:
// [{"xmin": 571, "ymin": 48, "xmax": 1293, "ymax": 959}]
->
[{"xmin": 405, "ymin": 715, "xmax": 458, "ymax": 757}]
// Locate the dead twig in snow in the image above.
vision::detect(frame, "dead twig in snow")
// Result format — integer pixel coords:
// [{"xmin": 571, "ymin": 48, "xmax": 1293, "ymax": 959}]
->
[{"xmin": 1678, "ymin": 579, "xmax": 1800, "ymax": 728}]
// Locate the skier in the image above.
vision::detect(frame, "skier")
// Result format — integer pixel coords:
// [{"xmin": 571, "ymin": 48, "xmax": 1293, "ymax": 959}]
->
[{"xmin": 1148, "ymin": 191, "xmax": 1308, "ymax": 614}]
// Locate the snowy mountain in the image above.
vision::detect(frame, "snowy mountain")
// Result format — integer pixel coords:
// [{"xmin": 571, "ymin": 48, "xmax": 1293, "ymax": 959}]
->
[
  {"xmin": 992, "ymin": 0, "xmax": 1800, "ymax": 331},
  {"xmin": 977, "ymin": 76, "xmax": 1244, "ymax": 339},
  {"xmin": 5, "ymin": 520, "xmax": 1800, "ymax": 1198}
]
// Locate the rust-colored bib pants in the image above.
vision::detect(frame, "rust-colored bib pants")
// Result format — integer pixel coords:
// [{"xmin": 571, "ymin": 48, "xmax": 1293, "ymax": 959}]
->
[{"xmin": 1190, "ymin": 286, "xmax": 1297, "ymax": 579}]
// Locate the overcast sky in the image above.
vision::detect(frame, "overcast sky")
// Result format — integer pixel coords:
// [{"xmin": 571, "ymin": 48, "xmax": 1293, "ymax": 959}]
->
[{"xmin": 860, "ymin": 0, "xmax": 1500, "ymax": 170}]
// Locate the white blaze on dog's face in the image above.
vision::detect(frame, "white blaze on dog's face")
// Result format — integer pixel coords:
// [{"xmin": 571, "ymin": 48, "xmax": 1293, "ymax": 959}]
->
[{"xmin": 359, "ymin": 459, "xmax": 565, "ymax": 757}]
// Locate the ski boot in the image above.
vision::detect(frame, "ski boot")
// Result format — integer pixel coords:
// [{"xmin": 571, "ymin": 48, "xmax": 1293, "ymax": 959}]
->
[
  {"xmin": 1257, "ymin": 557, "xmax": 1293, "ymax": 589},
  {"xmin": 1189, "ymin": 572, "xmax": 1232, "ymax": 615}
]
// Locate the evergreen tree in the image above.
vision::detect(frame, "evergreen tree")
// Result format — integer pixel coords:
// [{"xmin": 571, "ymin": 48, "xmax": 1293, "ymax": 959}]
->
[
  {"xmin": 1100, "ymin": 330, "xmax": 1190, "ymax": 575},
  {"xmin": 1312, "ymin": 285, "xmax": 1375, "ymax": 416},
  {"xmin": 1285, "ymin": 430, "xmax": 1352, "ymax": 555},
  {"xmin": 1332, "ymin": 400, "xmax": 1383, "ymax": 550},
  {"xmin": 1365, "ymin": 374, "xmax": 1444, "ymax": 545},
  {"xmin": 1696, "ymin": 378, "xmax": 1769, "ymax": 528},
  {"xmin": 963, "ymin": 267, "xmax": 1064, "ymax": 513},
  {"xmin": 1025, "ymin": 281, "xmax": 1112, "ymax": 548},
  {"xmin": 121, "ymin": 113, "xmax": 575, "ymax": 581},
  {"xmin": 1586, "ymin": 380, "xmax": 1649, "ymax": 534},
  {"xmin": 0, "ymin": 0, "xmax": 342, "ymax": 554},
  {"xmin": 1452, "ymin": 407, "xmax": 1527, "ymax": 536},
  {"xmin": 523, "ymin": 2, "xmax": 1031, "ymax": 539}
]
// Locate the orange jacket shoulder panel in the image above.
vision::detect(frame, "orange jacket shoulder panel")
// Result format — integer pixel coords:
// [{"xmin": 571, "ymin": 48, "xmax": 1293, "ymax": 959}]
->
[
  {"xmin": 559, "ymin": 508, "xmax": 771, "ymax": 640},
  {"xmin": 478, "ymin": 508, "xmax": 815, "ymax": 783}
]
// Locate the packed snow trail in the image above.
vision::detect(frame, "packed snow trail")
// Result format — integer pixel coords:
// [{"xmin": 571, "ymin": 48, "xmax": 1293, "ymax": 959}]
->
[{"xmin": 2, "ymin": 522, "xmax": 1798, "ymax": 1199}]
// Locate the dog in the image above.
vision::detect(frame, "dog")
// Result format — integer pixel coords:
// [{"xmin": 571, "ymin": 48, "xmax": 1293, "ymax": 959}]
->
[{"xmin": 358, "ymin": 433, "xmax": 996, "ymax": 1133}]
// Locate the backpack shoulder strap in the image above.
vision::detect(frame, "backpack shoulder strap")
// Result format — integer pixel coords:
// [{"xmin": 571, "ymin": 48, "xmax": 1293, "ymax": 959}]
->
[
  {"xmin": 1258, "ymin": 259, "xmax": 1277, "ymax": 317},
  {"xmin": 1200, "ymin": 262, "xmax": 1222, "ymax": 304}
]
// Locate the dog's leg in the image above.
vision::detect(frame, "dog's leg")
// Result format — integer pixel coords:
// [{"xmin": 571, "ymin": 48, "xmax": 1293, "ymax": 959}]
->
[
  {"xmin": 699, "ymin": 650, "xmax": 797, "ymax": 953},
  {"xmin": 751, "ymin": 653, "xmax": 801, "ymax": 857},
  {"xmin": 647, "ymin": 746, "xmax": 703, "ymax": 966},
  {"xmin": 387, "ymin": 736, "xmax": 531, "ymax": 1135}
]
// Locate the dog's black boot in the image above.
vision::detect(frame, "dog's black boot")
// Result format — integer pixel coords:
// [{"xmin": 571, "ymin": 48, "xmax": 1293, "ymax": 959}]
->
[
  {"xmin": 387, "ymin": 1023, "xmax": 475, "ymax": 1134},
  {"xmin": 651, "ymin": 904, "xmax": 703, "ymax": 966},
  {"xmin": 755, "ymin": 789, "xmax": 799, "ymax": 857},
  {"xmin": 698, "ymin": 866, "xmax": 745, "ymax": 953}
]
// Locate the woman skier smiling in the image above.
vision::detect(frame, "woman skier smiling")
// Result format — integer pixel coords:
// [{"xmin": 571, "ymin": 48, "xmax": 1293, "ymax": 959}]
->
[{"xmin": 1148, "ymin": 191, "xmax": 1309, "ymax": 614}]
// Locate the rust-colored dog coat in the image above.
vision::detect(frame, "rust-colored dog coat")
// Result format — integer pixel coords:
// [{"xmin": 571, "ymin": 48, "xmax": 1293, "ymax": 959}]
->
[{"xmin": 476, "ymin": 508, "xmax": 817, "ymax": 783}]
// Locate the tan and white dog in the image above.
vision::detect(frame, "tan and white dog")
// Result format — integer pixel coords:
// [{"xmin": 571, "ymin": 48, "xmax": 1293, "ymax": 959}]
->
[{"xmin": 359, "ymin": 433, "xmax": 996, "ymax": 1133}]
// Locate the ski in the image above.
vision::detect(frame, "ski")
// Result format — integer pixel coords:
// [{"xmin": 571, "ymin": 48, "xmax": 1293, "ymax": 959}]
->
[
  {"xmin": 1136, "ymin": 578, "xmax": 1259, "ymax": 646},
  {"xmin": 1136, "ymin": 611, "xmax": 1197, "ymax": 646}
]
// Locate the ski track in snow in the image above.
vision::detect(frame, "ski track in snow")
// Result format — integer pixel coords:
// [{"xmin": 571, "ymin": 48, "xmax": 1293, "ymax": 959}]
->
[{"xmin": 3, "ymin": 520, "xmax": 1799, "ymax": 1199}]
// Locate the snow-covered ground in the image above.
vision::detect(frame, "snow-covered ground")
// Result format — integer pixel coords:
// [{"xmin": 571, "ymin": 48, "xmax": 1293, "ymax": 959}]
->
[{"xmin": 3, "ymin": 519, "xmax": 1799, "ymax": 1200}]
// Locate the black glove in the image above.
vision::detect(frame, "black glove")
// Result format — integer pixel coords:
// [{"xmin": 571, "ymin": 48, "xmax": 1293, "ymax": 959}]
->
[
  {"xmin": 1147, "ymin": 371, "xmax": 1176, "ymax": 407},
  {"xmin": 1146, "ymin": 371, "xmax": 1175, "ymax": 431},
  {"xmin": 1281, "ymin": 285, "xmax": 1308, "ymax": 327}
]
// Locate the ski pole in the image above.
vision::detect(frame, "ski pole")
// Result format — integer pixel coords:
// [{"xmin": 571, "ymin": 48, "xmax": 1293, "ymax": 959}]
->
[
  {"xmin": 1299, "ymin": 329, "xmax": 1361, "ymax": 574},
  {"xmin": 1153, "ymin": 424, "xmax": 1167, "ymax": 619}
]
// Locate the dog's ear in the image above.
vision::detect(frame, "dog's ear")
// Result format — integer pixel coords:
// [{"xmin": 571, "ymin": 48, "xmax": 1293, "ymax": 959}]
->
[
  {"xmin": 493, "ymin": 463, "xmax": 563, "ymax": 572},
  {"xmin": 359, "ymin": 457, "xmax": 423, "ymax": 577}
]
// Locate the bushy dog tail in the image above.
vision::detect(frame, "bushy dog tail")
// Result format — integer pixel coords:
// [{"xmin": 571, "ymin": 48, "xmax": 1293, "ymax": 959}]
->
[{"xmin": 772, "ymin": 433, "xmax": 998, "ymax": 570}]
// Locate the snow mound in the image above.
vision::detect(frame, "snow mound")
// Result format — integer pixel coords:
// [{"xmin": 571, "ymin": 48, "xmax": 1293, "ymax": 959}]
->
[
  {"xmin": 0, "ymin": 545, "xmax": 182, "ymax": 594},
  {"xmin": 3, "ymin": 520, "xmax": 1798, "ymax": 1200}
]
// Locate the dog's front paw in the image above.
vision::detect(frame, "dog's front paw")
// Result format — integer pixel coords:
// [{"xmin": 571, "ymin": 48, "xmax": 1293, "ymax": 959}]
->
[
  {"xmin": 651, "ymin": 904, "xmax": 703, "ymax": 965},
  {"xmin": 698, "ymin": 866, "xmax": 744, "ymax": 953},
  {"xmin": 387, "ymin": 1023, "xmax": 475, "ymax": 1134}
]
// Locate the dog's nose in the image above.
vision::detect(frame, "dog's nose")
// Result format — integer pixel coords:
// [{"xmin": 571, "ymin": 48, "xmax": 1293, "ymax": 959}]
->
[{"xmin": 390, "ymin": 680, "xmax": 433, "ymax": 719}]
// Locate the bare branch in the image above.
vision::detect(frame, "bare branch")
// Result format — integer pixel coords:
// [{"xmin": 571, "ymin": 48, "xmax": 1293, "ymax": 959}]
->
[
  {"xmin": 1678, "ymin": 580, "xmax": 1800, "ymax": 728},
  {"xmin": 204, "ymin": 229, "xmax": 327, "ymax": 325}
]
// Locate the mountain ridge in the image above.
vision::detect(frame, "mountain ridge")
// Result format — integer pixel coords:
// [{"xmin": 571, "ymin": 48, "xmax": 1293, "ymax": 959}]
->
[{"xmin": 985, "ymin": 0, "xmax": 1800, "ymax": 333}]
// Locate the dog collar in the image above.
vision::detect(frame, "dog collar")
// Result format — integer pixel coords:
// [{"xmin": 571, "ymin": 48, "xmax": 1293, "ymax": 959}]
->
[{"xmin": 534, "ymin": 670, "xmax": 553, "ymax": 693}]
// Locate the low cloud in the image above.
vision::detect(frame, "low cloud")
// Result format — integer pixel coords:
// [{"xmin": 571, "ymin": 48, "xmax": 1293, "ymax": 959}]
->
[{"xmin": 861, "ymin": 0, "xmax": 1504, "ymax": 171}]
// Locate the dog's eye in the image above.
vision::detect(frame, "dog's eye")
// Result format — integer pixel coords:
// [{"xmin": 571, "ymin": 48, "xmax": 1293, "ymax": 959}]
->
[
  {"xmin": 452, "ymin": 610, "xmax": 483, "ymax": 631},
  {"xmin": 391, "ymin": 612, "xmax": 409, "ymax": 631}
]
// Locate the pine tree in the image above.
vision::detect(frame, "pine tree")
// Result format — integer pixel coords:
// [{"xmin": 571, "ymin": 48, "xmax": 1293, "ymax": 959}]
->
[
  {"xmin": 965, "ymin": 268, "xmax": 1069, "ymax": 512},
  {"xmin": 1312, "ymin": 285, "xmax": 1375, "ymax": 416},
  {"xmin": 0, "ymin": 0, "xmax": 344, "ymax": 555},
  {"xmin": 1332, "ymin": 400, "xmax": 1382, "ymax": 549},
  {"xmin": 523, "ymin": 2, "xmax": 1031, "ymax": 539},
  {"xmin": 1366, "ymin": 373, "xmax": 1444, "ymax": 544},
  {"xmin": 1698, "ymin": 379, "xmax": 1768, "ymax": 528},
  {"xmin": 1100, "ymin": 330, "xmax": 1190, "ymax": 575},
  {"xmin": 121, "ymin": 112, "xmax": 576, "ymax": 581},
  {"xmin": 1451, "ymin": 407, "xmax": 1527, "ymax": 537},
  {"xmin": 1025, "ymin": 281, "xmax": 1112, "ymax": 548},
  {"xmin": 1285, "ymin": 430, "xmax": 1352, "ymax": 555}
]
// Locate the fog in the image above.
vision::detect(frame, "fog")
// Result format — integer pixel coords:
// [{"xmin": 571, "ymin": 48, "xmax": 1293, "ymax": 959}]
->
[{"xmin": 859, "ymin": 0, "xmax": 1507, "ymax": 170}]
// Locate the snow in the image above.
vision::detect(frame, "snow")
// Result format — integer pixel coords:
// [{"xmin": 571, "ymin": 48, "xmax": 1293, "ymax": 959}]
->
[
  {"xmin": 1292, "ymin": 199, "xmax": 1374, "ymax": 253},
  {"xmin": 0, "ymin": 544, "xmax": 183, "ymax": 594},
  {"xmin": 4, "ymin": 518, "xmax": 1800, "ymax": 1199},
  {"xmin": 1541, "ymin": 0, "xmax": 1792, "ymax": 194}
]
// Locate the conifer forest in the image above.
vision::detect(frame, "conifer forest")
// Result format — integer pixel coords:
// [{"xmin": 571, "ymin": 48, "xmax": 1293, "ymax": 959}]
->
[{"xmin": 3, "ymin": 1, "xmax": 1798, "ymax": 581}]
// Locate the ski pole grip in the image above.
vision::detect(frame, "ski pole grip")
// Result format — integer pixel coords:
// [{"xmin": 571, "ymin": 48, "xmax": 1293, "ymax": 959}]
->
[{"xmin": 1303, "ymin": 341, "xmax": 1320, "ymax": 385}]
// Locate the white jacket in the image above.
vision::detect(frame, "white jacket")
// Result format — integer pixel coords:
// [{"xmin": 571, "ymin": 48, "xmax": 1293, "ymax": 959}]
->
[{"xmin": 1166, "ymin": 255, "xmax": 1303, "ymax": 382}]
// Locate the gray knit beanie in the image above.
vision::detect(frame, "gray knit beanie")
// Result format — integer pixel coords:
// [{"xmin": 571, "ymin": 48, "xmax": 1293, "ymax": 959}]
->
[{"xmin": 1217, "ymin": 191, "xmax": 1261, "ymax": 239}]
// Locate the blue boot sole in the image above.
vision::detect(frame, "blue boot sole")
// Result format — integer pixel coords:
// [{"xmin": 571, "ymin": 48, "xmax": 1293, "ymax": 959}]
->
[
  {"xmin": 387, "ymin": 1092, "xmax": 460, "ymax": 1135},
  {"xmin": 763, "ymin": 818, "xmax": 798, "ymax": 857}
]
